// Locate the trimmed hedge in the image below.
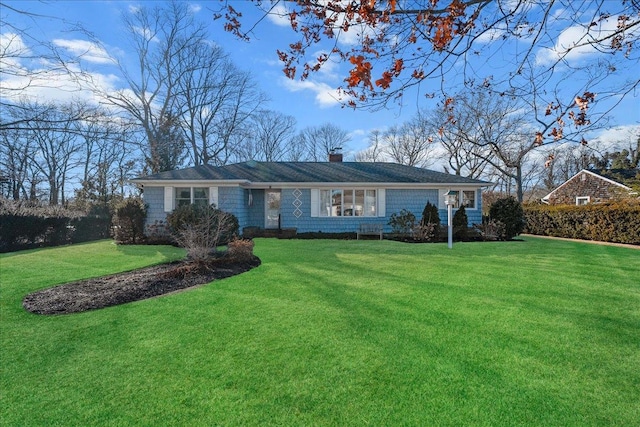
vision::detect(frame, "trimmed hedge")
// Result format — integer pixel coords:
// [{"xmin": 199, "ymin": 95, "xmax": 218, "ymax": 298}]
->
[
  {"xmin": 0, "ymin": 214, "xmax": 112, "ymax": 253},
  {"xmin": 524, "ymin": 201, "xmax": 640, "ymax": 245}
]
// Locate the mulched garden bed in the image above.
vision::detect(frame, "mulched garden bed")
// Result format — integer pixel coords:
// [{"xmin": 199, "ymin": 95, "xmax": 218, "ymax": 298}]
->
[{"xmin": 23, "ymin": 255, "xmax": 261, "ymax": 315}]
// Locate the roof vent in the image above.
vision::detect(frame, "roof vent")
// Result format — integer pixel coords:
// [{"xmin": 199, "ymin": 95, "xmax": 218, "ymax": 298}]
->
[{"xmin": 329, "ymin": 147, "xmax": 343, "ymax": 163}]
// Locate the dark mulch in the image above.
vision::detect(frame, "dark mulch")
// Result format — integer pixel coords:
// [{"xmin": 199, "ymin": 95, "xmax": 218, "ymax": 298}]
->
[{"xmin": 23, "ymin": 255, "xmax": 261, "ymax": 316}]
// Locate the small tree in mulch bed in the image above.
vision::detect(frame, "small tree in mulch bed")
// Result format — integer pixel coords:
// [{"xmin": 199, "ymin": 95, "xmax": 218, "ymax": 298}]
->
[{"xmin": 167, "ymin": 204, "xmax": 240, "ymax": 263}]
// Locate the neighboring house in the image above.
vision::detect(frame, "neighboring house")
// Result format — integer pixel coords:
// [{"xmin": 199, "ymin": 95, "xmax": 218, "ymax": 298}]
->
[
  {"xmin": 541, "ymin": 169, "xmax": 636, "ymax": 205},
  {"xmin": 131, "ymin": 156, "xmax": 489, "ymax": 234}
]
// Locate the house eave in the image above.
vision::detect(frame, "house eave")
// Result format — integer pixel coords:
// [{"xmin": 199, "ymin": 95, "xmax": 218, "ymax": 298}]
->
[
  {"xmin": 130, "ymin": 179, "xmax": 251, "ymax": 187},
  {"xmin": 131, "ymin": 179, "xmax": 489, "ymax": 189}
]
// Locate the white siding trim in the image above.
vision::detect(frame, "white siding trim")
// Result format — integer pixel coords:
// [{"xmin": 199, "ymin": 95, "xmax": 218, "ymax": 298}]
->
[
  {"xmin": 209, "ymin": 187, "xmax": 219, "ymax": 207},
  {"xmin": 163, "ymin": 187, "xmax": 174, "ymax": 212},
  {"xmin": 377, "ymin": 189, "xmax": 386, "ymax": 217},
  {"xmin": 310, "ymin": 189, "xmax": 319, "ymax": 217}
]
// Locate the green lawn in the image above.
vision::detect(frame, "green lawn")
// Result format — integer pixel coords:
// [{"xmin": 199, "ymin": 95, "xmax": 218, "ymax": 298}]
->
[{"xmin": 1, "ymin": 237, "xmax": 639, "ymax": 426}]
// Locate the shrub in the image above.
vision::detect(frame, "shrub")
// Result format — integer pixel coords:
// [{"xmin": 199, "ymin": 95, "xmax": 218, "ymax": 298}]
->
[
  {"xmin": 113, "ymin": 198, "xmax": 147, "ymax": 244},
  {"xmin": 227, "ymin": 238, "xmax": 255, "ymax": 261},
  {"xmin": 144, "ymin": 220, "xmax": 172, "ymax": 244},
  {"xmin": 489, "ymin": 197, "xmax": 525, "ymax": 240},
  {"xmin": 421, "ymin": 201, "xmax": 441, "ymax": 226},
  {"xmin": 452, "ymin": 205, "xmax": 468, "ymax": 241},
  {"xmin": 70, "ymin": 216, "xmax": 112, "ymax": 243},
  {"xmin": 167, "ymin": 204, "xmax": 239, "ymax": 261},
  {"xmin": 524, "ymin": 201, "xmax": 640, "ymax": 244},
  {"xmin": 413, "ymin": 223, "xmax": 439, "ymax": 242},
  {"xmin": 167, "ymin": 204, "xmax": 239, "ymax": 244},
  {"xmin": 388, "ymin": 209, "xmax": 416, "ymax": 235},
  {"xmin": 473, "ymin": 219, "xmax": 506, "ymax": 241}
]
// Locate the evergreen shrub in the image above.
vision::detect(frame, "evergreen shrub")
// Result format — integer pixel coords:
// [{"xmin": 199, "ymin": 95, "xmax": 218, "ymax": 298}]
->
[
  {"xmin": 113, "ymin": 198, "xmax": 147, "ymax": 244},
  {"xmin": 489, "ymin": 197, "xmax": 525, "ymax": 240},
  {"xmin": 452, "ymin": 205, "xmax": 468, "ymax": 241}
]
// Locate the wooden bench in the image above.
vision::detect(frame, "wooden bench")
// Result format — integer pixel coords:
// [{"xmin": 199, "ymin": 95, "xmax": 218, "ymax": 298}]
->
[{"xmin": 357, "ymin": 223, "xmax": 383, "ymax": 240}]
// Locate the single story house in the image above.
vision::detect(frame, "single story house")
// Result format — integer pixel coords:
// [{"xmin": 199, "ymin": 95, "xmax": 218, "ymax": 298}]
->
[
  {"xmin": 541, "ymin": 169, "xmax": 637, "ymax": 205},
  {"xmin": 131, "ymin": 157, "xmax": 489, "ymax": 235}
]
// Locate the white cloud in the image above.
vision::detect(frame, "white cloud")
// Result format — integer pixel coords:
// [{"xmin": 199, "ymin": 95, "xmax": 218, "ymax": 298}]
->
[
  {"xmin": 536, "ymin": 16, "xmax": 624, "ymax": 66},
  {"xmin": 334, "ymin": 20, "xmax": 380, "ymax": 46},
  {"xmin": 52, "ymin": 39, "xmax": 115, "ymax": 64},
  {"xmin": 475, "ymin": 28, "xmax": 505, "ymax": 44},
  {"xmin": 267, "ymin": 2, "xmax": 291, "ymax": 27},
  {"xmin": 590, "ymin": 125, "xmax": 640, "ymax": 150},
  {"xmin": 1, "ymin": 66, "xmax": 120, "ymax": 106},
  {"xmin": 0, "ymin": 32, "xmax": 29, "ymax": 56},
  {"xmin": 189, "ymin": 3, "xmax": 202, "ymax": 14},
  {"xmin": 280, "ymin": 77, "xmax": 350, "ymax": 108},
  {"xmin": 310, "ymin": 50, "xmax": 341, "ymax": 80}
]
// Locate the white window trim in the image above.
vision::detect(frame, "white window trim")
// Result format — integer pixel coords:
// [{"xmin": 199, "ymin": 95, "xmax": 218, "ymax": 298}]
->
[
  {"xmin": 576, "ymin": 196, "xmax": 590, "ymax": 205},
  {"xmin": 165, "ymin": 186, "xmax": 218, "ymax": 212},
  {"xmin": 438, "ymin": 189, "xmax": 478, "ymax": 210},
  {"xmin": 311, "ymin": 188, "xmax": 384, "ymax": 218}
]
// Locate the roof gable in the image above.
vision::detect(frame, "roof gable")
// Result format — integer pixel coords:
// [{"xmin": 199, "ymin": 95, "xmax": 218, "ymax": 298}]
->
[
  {"xmin": 132, "ymin": 161, "xmax": 490, "ymax": 186},
  {"xmin": 542, "ymin": 169, "xmax": 633, "ymax": 202}
]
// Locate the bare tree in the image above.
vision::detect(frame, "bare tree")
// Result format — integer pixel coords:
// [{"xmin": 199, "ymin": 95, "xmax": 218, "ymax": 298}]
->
[
  {"xmin": 355, "ymin": 129, "xmax": 386, "ymax": 162},
  {"xmin": 223, "ymin": 1, "xmax": 639, "ymax": 147},
  {"xmin": 539, "ymin": 144, "xmax": 595, "ymax": 191},
  {"xmin": 295, "ymin": 123, "xmax": 351, "ymax": 161},
  {"xmin": 73, "ymin": 111, "xmax": 141, "ymax": 207},
  {"xmin": 235, "ymin": 110, "xmax": 297, "ymax": 162},
  {"xmin": 0, "ymin": 4, "xmax": 94, "ymax": 131},
  {"xmin": 97, "ymin": 2, "xmax": 199, "ymax": 172},
  {"xmin": 8, "ymin": 101, "xmax": 88, "ymax": 205},
  {"xmin": 174, "ymin": 37, "xmax": 266, "ymax": 166},
  {"xmin": 445, "ymin": 91, "xmax": 539, "ymax": 202},
  {"xmin": 0, "ymin": 123, "xmax": 36, "ymax": 200},
  {"xmin": 96, "ymin": 1, "xmax": 265, "ymax": 171},
  {"xmin": 423, "ymin": 107, "xmax": 488, "ymax": 178},
  {"xmin": 383, "ymin": 114, "xmax": 434, "ymax": 167}
]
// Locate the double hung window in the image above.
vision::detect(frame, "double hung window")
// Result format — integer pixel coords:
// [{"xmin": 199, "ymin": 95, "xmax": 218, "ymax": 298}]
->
[{"xmin": 175, "ymin": 187, "xmax": 209, "ymax": 207}]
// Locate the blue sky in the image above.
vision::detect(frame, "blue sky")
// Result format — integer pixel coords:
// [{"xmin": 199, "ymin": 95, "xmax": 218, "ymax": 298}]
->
[{"xmin": 2, "ymin": 0, "xmax": 639, "ymax": 157}]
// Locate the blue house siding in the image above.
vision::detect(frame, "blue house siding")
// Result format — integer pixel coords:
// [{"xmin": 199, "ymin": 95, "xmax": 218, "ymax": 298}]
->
[
  {"xmin": 275, "ymin": 188, "xmax": 480, "ymax": 233},
  {"xmin": 141, "ymin": 185, "xmax": 483, "ymax": 234},
  {"xmin": 464, "ymin": 190, "xmax": 483, "ymax": 225},
  {"xmin": 218, "ymin": 187, "xmax": 249, "ymax": 232},
  {"xmin": 143, "ymin": 186, "xmax": 165, "ymax": 226},
  {"xmin": 386, "ymin": 189, "xmax": 438, "ymax": 231}
]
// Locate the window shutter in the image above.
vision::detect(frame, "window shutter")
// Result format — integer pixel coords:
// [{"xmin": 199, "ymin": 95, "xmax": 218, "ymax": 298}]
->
[
  {"xmin": 377, "ymin": 189, "xmax": 386, "ymax": 217},
  {"xmin": 163, "ymin": 187, "xmax": 174, "ymax": 212},
  {"xmin": 209, "ymin": 187, "xmax": 219, "ymax": 208},
  {"xmin": 310, "ymin": 189, "xmax": 319, "ymax": 217}
]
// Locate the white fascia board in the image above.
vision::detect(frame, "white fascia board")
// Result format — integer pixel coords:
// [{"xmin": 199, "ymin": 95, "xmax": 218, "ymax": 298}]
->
[
  {"xmin": 581, "ymin": 170, "xmax": 633, "ymax": 190},
  {"xmin": 129, "ymin": 179, "xmax": 250, "ymax": 187},
  {"xmin": 243, "ymin": 182, "xmax": 488, "ymax": 189},
  {"xmin": 130, "ymin": 179, "xmax": 490, "ymax": 189}
]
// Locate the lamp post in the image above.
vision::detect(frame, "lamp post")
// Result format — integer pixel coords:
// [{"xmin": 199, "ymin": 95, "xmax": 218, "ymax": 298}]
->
[{"xmin": 444, "ymin": 190, "xmax": 458, "ymax": 249}]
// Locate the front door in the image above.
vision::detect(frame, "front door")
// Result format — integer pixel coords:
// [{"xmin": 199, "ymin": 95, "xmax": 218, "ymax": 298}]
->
[{"xmin": 265, "ymin": 190, "xmax": 281, "ymax": 229}]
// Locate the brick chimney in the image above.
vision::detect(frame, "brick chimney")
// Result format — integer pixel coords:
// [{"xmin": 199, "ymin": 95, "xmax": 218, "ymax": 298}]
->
[{"xmin": 329, "ymin": 147, "xmax": 343, "ymax": 162}]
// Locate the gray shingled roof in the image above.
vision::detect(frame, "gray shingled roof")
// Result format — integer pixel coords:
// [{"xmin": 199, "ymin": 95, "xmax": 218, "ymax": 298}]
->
[{"xmin": 132, "ymin": 161, "xmax": 489, "ymax": 185}]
